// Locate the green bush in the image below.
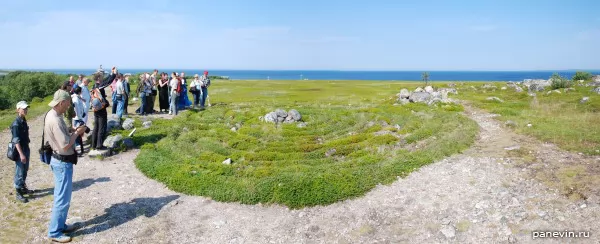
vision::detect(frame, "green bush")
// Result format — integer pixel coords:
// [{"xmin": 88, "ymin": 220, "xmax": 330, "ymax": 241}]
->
[
  {"xmin": 572, "ymin": 71, "xmax": 593, "ymax": 82},
  {"xmin": 550, "ymin": 73, "xmax": 572, "ymax": 89}
]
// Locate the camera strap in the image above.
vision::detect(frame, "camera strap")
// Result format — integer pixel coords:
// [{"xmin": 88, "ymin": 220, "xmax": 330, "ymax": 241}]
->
[{"xmin": 41, "ymin": 111, "xmax": 50, "ymax": 149}]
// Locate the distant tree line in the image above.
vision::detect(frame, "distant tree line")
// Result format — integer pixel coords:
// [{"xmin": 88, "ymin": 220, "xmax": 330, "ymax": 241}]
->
[{"xmin": 0, "ymin": 71, "xmax": 69, "ymax": 110}]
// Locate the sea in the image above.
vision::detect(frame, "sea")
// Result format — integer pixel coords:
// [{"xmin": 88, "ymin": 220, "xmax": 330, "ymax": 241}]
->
[{"xmin": 10, "ymin": 69, "xmax": 600, "ymax": 81}]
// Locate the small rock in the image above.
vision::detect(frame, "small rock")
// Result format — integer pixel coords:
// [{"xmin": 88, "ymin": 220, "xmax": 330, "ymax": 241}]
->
[
  {"xmin": 486, "ymin": 97, "xmax": 504, "ymax": 103},
  {"xmin": 394, "ymin": 124, "xmax": 402, "ymax": 130},
  {"xmin": 88, "ymin": 149, "xmax": 111, "ymax": 158},
  {"xmin": 288, "ymin": 109, "xmax": 302, "ymax": 121},
  {"xmin": 264, "ymin": 112, "xmax": 278, "ymax": 123},
  {"xmin": 103, "ymin": 134, "xmax": 123, "ymax": 149},
  {"xmin": 527, "ymin": 123, "xmax": 532, "ymax": 127},
  {"xmin": 440, "ymin": 226, "xmax": 456, "ymax": 239},
  {"xmin": 580, "ymin": 203, "xmax": 587, "ymax": 209},
  {"xmin": 132, "ymin": 98, "xmax": 138, "ymax": 102},
  {"xmin": 504, "ymin": 145, "xmax": 521, "ymax": 151},
  {"xmin": 501, "ymin": 86, "xmax": 507, "ymax": 90},
  {"xmin": 580, "ymin": 97, "xmax": 589, "ymax": 103},
  {"xmin": 274, "ymin": 109, "xmax": 288, "ymax": 118},
  {"xmin": 398, "ymin": 88, "xmax": 411, "ymax": 99},
  {"xmin": 231, "ymin": 127, "xmax": 238, "ymax": 132},
  {"xmin": 297, "ymin": 122, "xmax": 307, "ymax": 128},
  {"xmin": 325, "ymin": 148, "xmax": 336, "ymax": 157},
  {"xmin": 424, "ymin": 86, "xmax": 434, "ymax": 93},
  {"xmin": 222, "ymin": 158, "xmax": 232, "ymax": 165},
  {"xmin": 142, "ymin": 121, "xmax": 152, "ymax": 128},
  {"xmin": 122, "ymin": 118, "xmax": 135, "ymax": 130},
  {"xmin": 537, "ymin": 211, "xmax": 547, "ymax": 218},
  {"xmin": 504, "ymin": 120, "xmax": 517, "ymax": 128}
]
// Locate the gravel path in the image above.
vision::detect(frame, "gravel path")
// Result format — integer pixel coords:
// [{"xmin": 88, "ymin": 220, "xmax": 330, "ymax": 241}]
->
[{"xmin": 1, "ymin": 104, "xmax": 599, "ymax": 243}]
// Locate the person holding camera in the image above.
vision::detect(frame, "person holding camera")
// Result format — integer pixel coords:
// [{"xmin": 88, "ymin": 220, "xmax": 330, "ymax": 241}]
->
[
  {"xmin": 71, "ymin": 86, "xmax": 87, "ymax": 156},
  {"xmin": 44, "ymin": 89, "xmax": 87, "ymax": 243},
  {"xmin": 11, "ymin": 101, "xmax": 32, "ymax": 203}
]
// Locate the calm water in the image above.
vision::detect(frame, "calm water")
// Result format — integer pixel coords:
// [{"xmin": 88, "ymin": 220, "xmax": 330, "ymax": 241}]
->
[{"xmin": 16, "ymin": 69, "xmax": 599, "ymax": 81}]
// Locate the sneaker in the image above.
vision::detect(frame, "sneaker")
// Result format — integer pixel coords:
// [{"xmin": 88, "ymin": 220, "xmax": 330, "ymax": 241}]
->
[
  {"xmin": 49, "ymin": 235, "xmax": 71, "ymax": 243},
  {"xmin": 15, "ymin": 191, "xmax": 28, "ymax": 203},
  {"xmin": 20, "ymin": 187, "xmax": 35, "ymax": 195}
]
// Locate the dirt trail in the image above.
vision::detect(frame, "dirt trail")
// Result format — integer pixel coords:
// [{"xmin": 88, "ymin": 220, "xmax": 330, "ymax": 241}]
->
[{"xmin": 1, "ymin": 104, "xmax": 599, "ymax": 243}]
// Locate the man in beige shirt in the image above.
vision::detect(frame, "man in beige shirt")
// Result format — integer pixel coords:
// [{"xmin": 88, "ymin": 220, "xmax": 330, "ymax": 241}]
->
[{"xmin": 44, "ymin": 89, "xmax": 86, "ymax": 243}]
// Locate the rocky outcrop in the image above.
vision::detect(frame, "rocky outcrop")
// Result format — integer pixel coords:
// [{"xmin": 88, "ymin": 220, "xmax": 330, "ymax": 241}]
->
[
  {"xmin": 523, "ymin": 79, "xmax": 551, "ymax": 92},
  {"xmin": 396, "ymin": 87, "xmax": 455, "ymax": 106},
  {"xmin": 261, "ymin": 109, "xmax": 302, "ymax": 124}
]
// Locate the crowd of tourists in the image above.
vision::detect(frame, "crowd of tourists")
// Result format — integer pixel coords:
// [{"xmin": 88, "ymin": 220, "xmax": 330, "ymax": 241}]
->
[{"xmin": 7, "ymin": 66, "xmax": 212, "ymax": 242}]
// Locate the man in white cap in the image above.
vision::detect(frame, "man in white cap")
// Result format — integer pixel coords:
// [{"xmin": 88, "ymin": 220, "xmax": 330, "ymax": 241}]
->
[
  {"xmin": 44, "ymin": 89, "xmax": 87, "ymax": 243},
  {"xmin": 11, "ymin": 101, "xmax": 32, "ymax": 203}
]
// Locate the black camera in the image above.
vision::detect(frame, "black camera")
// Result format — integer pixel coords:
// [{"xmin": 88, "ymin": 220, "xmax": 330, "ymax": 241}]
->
[{"xmin": 75, "ymin": 120, "xmax": 91, "ymax": 134}]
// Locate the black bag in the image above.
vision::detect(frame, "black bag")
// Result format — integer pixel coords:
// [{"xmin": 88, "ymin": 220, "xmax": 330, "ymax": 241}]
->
[
  {"xmin": 7, "ymin": 141, "xmax": 18, "ymax": 161},
  {"xmin": 39, "ymin": 111, "xmax": 52, "ymax": 165},
  {"xmin": 115, "ymin": 94, "xmax": 123, "ymax": 100}
]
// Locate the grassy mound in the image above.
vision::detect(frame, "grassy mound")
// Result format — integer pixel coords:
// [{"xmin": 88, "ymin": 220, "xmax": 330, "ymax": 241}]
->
[{"xmin": 131, "ymin": 80, "xmax": 478, "ymax": 208}]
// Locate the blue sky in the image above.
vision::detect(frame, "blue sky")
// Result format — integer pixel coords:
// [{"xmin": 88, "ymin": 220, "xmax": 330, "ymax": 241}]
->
[{"xmin": 0, "ymin": 0, "xmax": 598, "ymax": 70}]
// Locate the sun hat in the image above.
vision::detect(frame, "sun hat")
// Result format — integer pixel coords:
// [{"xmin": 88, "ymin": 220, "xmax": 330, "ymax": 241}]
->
[
  {"xmin": 48, "ymin": 89, "xmax": 71, "ymax": 107},
  {"xmin": 16, "ymin": 101, "xmax": 29, "ymax": 110}
]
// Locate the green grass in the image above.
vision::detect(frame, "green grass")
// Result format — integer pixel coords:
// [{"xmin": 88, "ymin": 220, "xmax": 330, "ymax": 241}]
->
[
  {"xmin": 457, "ymin": 82, "xmax": 600, "ymax": 155},
  {"xmin": 129, "ymin": 80, "xmax": 478, "ymax": 208}
]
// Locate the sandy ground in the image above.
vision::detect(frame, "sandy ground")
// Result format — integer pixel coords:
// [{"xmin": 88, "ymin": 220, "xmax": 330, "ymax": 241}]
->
[{"xmin": 0, "ymin": 102, "xmax": 599, "ymax": 243}]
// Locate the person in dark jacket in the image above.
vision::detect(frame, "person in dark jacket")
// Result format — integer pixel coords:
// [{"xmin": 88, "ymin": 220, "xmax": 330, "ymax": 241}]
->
[
  {"xmin": 11, "ymin": 101, "xmax": 32, "ymax": 203},
  {"xmin": 90, "ymin": 70, "xmax": 115, "ymax": 150}
]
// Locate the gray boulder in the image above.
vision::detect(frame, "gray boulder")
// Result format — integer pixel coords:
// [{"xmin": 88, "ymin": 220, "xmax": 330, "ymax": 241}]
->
[
  {"xmin": 122, "ymin": 118, "xmax": 135, "ymax": 130},
  {"xmin": 264, "ymin": 112, "xmax": 277, "ymax": 123},
  {"xmin": 528, "ymin": 84, "xmax": 546, "ymax": 92},
  {"xmin": 424, "ymin": 86, "xmax": 434, "ymax": 93},
  {"xmin": 88, "ymin": 149, "xmax": 111, "ymax": 158},
  {"xmin": 107, "ymin": 116, "xmax": 121, "ymax": 132},
  {"xmin": 398, "ymin": 98, "xmax": 410, "ymax": 105},
  {"xmin": 288, "ymin": 109, "xmax": 302, "ymax": 121},
  {"xmin": 515, "ymin": 86, "xmax": 524, "ymax": 93},
  {"xmin": 122, "ymin": 137, "xmax": 135, "ymax": 149},
  {"xmin": 103, "ymin": 134, "xmax": 123, "ymax": 149},
  {"xmin": 142, "ymin": 121, "xmax": 152, "ymax": 128},
  {"xmin": 277, "ymin": 116, "xmax": 285, "ymax": 123},
  {"xmin": 592, "ymin": 87, "xmax": 600, "ymax": 94},
  {"xmin": 409, "ymin": 92, "xmax": 432, "ymax": 103},
  {"xmin": 275, "ymin": 109, "xmax": 288, "ymax": 118},
  {"xmin": 399, "ymin": 88, "xmax": 411, "ymax": 99}
]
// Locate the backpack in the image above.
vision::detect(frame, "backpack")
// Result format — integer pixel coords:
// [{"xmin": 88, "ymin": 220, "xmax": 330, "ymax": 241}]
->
[{"xmin": 176, "ymin": 79, "xmax": 182, "ymax": 94}]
